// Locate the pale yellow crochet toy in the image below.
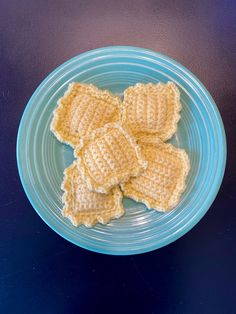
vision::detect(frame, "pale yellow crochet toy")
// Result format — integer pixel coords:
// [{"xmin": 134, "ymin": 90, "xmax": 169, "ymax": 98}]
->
[{"xmin": 51, "ymin": 82, "xmax": 190, "ymax": 227}]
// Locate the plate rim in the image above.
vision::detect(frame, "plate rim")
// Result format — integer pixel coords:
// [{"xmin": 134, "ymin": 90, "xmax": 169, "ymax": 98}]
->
[{"xmin": 16, "ymin": 45, "xmax": 227, "ymax": 255}]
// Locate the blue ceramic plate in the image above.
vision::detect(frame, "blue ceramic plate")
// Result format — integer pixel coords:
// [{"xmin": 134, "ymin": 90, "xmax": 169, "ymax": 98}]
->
[{"xmin": 17, "ymin": 46, "xmax": 226, "ymax": 255}]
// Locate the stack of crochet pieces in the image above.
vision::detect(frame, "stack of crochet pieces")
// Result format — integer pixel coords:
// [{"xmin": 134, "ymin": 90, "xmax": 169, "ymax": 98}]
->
[{"xmin": 50, "ymin": 82, "xmax": 190, "ymax": 227}]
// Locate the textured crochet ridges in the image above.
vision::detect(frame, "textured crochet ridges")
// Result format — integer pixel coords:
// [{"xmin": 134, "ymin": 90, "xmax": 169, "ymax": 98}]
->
[
  {"xmin": 121, "ymin": 82, "xmax": 181, "ymax": 141},
  {"xmin": 121, "ymin": 137, "xmax": 190, "ymax": 211},
  {"xmin": 74, "ymin": 123, "xmax": 148, "ymax": 194},
  {"xmin": 50, "ymin": 82, "xmax": 121, "ymax": 147},
  {"xmin": 61, "ymin": 161, "xmax": 124, "ymax": 227}
]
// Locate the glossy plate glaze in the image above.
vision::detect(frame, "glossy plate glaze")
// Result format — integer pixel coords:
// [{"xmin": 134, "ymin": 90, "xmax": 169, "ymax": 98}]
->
[{"xmin": 17, "ymin": 46, "xmax": 226, "ymax": 255}]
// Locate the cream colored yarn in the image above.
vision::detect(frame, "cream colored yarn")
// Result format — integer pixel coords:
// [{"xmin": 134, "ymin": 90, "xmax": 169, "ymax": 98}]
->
[
  {"xmin": 74, "ymin": 123, "xmax": 148, "ymax": 194},
  {"xmin": 50, "ymin": 82, "xmax": 121, "ymax": 147},
  {"xmin": 121, "ymin": 82, "xmax": 181, "ymax": 141},
  {"xmin": 61, "ymin": 161, "xmax": 124, "ymax": 227},
  {"xmin": 121, "ymin": 136, "xmax": 190, "ymax": 212},
  {"xmin": 50, "ymin": 81, "xmax": 190, "ymax": 227}
]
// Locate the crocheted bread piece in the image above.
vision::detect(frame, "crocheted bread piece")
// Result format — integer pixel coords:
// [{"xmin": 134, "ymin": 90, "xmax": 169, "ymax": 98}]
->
[
  {"xmin": 74, "ymin": 123, "xmax": 148, "ymax": 194},
  {"xmin": 50, "ymin": 83, "xmax": 121, "ymax": 147},
  {"xmin": 121, "ymin": 82, "xmax": 181, "ymax": 141},
  {"xmin": 61, "ymin": 161, "xmax": 124, "ymax": 227},
  {"xmin": 121, "ymin": 137, "xmax": 190, "ymax": 212}
]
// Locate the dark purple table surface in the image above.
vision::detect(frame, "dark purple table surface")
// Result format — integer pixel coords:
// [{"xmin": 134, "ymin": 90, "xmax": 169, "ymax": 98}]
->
[{"xmin": 1, "ymin": 1, "xmax": 236, "ymax": 313}]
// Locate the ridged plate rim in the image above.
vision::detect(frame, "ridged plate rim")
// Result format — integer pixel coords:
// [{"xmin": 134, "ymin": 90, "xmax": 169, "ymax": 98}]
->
[{"xmin": 16, "ymin": 46, "xmax": 226, "ymax": 255}]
